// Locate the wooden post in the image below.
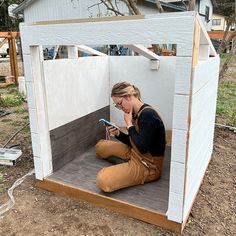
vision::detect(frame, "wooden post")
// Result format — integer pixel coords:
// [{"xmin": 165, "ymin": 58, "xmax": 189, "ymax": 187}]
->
[
  {"xmin": 8, "ymin": 33, "xmax": 18, "ymax": 84},
  {"xmin": 0, "ymin": 38, "xmax": 8, "ymax": 49},
  {"xmin": 68, "ymin": 46, "xmax": 78, "ymax": 59},
  {"xmin": 192, "ymin": 21, "xmax": 200, "ymax": 68}
]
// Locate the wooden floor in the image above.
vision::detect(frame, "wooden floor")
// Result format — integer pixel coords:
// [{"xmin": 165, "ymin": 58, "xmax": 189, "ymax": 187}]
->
[{"xmin": 48, "ymin": 146, "xmax": 171, "ymax": 214}]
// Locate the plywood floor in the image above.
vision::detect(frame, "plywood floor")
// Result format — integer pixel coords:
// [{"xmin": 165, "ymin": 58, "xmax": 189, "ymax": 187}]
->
[{"xmin": 48, "ymin": 146, "xmax": 171, "ymax": 214}]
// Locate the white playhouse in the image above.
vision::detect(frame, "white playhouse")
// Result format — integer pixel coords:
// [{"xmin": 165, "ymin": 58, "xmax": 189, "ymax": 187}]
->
[{"xmin": 20, "ymin": 12, "xmax": 219, "ymax": 232}]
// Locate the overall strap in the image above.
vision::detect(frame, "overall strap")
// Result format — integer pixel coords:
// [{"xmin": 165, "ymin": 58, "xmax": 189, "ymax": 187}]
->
[
  {"xmin": 133, "ymin": 105, "xmax": 162, "ymax": 132},
  {"xmin": 129, "ymin": 105, "xmax": 163, "ymax": 169}
]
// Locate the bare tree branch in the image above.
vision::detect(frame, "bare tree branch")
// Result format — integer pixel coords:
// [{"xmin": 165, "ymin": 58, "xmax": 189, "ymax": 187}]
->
[
  {"xmin": 188, "ymin": 0, "xmax": 195, "ymax": 11},
  {"xmin": 87, "ymin": 2, "xmax": 103, "ymax": 17},
  {"xmin": 114, "ymin": 0, "xmax": 121, "ymax": 13},
  {"xmin": 123, "ymin": 0, "xmax": 135, "ymax": 15},
  {"xmin": 156, "ymin": 1, "xmax": 164, "ymax": 13},
  {"xmin": 181, "ymin": 0, "xmax": 188, "ymax": 10},
  {"xmin": 126, "ymin": 0, "xmax": 141, "ymax": 15},
  {"xmin": 101, "ymin": 0, "xmax": 125, "ymax": 16}
]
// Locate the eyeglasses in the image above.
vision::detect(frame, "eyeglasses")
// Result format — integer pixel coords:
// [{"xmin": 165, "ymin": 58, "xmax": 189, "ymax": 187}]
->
[{"xmin": 114, "ymin": 98, "xmax": 124, "ymax": 110}]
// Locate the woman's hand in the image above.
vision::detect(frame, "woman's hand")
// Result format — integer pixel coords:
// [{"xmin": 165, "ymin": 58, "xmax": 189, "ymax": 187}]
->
[
  {"xmin": 124, "ymin": 109, "xmax": 133, "ymax": 126},
  {"xmin": 107, "ymin": 126, "xmax": 120, "ymax": 136}
]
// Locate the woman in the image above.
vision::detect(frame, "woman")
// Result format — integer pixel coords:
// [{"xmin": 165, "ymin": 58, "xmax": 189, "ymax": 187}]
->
[{"xmin": 96, "ymin": 82, "xmax": 166, "ymax": 192}]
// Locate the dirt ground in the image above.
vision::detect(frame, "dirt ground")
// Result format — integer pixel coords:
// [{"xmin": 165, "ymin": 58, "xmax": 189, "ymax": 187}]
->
[{"xmin": 0, "ymin": 58, "xmax": 235, "ymax": 235}]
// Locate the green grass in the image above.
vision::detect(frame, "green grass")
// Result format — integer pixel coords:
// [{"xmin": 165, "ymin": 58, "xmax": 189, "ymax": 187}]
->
[
  {"xmin": 0, "ymin": 84, "xmax": 17, "ymax": 90},
  {"xmin": 22, "ymin": 115, "xmax": 29, "ymax": 120},
  {"xmin": 0, "ymin": 173, "xmax": 3, "ymax": 183},
  {"xmin": 216, "ymin": 81, "xmax": 236, "ymax": 125},
  {"xmin": 0, "ymin": 92, "xmax": 25, "ymax": 107},
  {"xmin": 13, "ymin": 107, "xmax": 28, "ymax": 114},
  {"xmin": 11, "ymin": 120, "xmax": 28, "ymax": 127},
  {"xmin": 7, "ymin": 88, "xmax": 19, "ymax": 94},
  {"xmin": 220, "ymin": 53, "xmax": 236, "ymax": 64},
  {"xmin": 1, "ymin": 118, "xmax": 12, "ymax": 123}
]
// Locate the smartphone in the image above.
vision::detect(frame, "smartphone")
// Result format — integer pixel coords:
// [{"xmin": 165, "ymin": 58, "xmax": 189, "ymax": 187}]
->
[{"xmin": 99, "ymin": 118, "xmax": 119, "ymax": 130}]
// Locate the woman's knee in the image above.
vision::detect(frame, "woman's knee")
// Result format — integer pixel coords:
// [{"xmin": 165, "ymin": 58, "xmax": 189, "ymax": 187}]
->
[
  {"xmin": 96, "ymin": 169, "xmax": 114, "ymax": 192},
  {"xmin": 95, "ymin": 139, "xmax": 111, "ymax": 159}
]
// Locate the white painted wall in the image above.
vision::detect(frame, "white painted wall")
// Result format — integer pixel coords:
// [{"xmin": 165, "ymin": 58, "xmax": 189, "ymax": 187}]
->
[
  {"xmin": 183, "ymin": 56, "xmax": 220, "ymax": 221},
  {"xmin": 109, "ymin": 56, "xmax": 176, "ymax": 130},
  {"xmin": 42, "ymin": 55, "xmax": 176, "ymax": 131},
  {"xmin": 43, "ymin": 57, "xmax": 110, "ymax": 130}
]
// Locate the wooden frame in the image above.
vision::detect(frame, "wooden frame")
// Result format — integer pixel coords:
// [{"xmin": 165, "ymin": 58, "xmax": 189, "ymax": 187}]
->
[
  {"xmin": 36, "ymin": 178, "xmax": 183, "ymax": 233},
  {"xmin": 19, "ymin": 12, "xmax": 219, "ymax": 232},
  {"xmin": 0, "ymin": 32, "xmax": 20, "ymax": 84}
]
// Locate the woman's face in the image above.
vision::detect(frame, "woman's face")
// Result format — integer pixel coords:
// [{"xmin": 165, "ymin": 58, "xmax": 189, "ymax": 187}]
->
[{"xmin": 112, "ymin": 96, "xmax": 133, "ymax": 113}]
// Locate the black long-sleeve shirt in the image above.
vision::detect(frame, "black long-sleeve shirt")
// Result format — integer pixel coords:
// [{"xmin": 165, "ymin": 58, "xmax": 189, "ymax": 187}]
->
[{"xmin": 116, "ymin": 105, "xmax": 166, "ymax": 157}]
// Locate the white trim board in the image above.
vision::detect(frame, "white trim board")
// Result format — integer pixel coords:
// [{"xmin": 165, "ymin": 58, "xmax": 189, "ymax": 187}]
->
[
  {"xmin": 20, "ymin": 12, "xmax": 195, "ymax": 56},
  {"xmin": 197, "ymin": 14, "xmax": 217, "ymax": 57},
  {"xmin": 30, "ymin": 46, "xmax": 53, "ymax": 179}
]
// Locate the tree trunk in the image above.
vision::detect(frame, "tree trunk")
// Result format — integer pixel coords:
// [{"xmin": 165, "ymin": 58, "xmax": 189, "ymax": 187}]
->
[
  {"xmin": 188, "ymin": 0, "xmax": 195, "ymax": 11},
  {"xmin": 219, "ymin": 36, "xmax": 236, "ymax": 80},
  {"xmin": 156, "ymin": 1, "xmax": 164, "ymax": 13},
  {"xmin": 218, "ymin": 15, "xmax": 236, "ymax": 54},
  {"xmin": 126, "ymin": 0, "xmax": 141, "ymax": 15}
]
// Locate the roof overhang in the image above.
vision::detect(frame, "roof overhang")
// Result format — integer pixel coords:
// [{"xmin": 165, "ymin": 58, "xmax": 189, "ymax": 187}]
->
[
  {"xmin": 145, "ymin": 0, "xmax": 217, "ymax": 8},
  {"xmin": 12, "ymin": 0, "xmax": 37, "ymax": 14},
  {"xmin": 14, "ymin": 0, "xmax": 217, "ymax": 15}
]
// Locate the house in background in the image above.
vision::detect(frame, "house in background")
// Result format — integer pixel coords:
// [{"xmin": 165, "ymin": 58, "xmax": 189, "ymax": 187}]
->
[
  {"xmin": 13, "ymin": 0, "xmax": 217, "ymax": 56},
  {"xmin": 14, "ymin": 0, "xmax": 216, "ymax": 31},
  {"xmin": 193, "ymin": 0, "xmax": 217, "ymax": 31},
  {"xmin": 146, "ymin": 0, "xmax": 217, "ymax": 31},
  {"xmin": 211, "ymin": 13, "xmax": 235, "ymax": 31},
  {"xmin": 211, "ymin": 13, "xmax": 228, "ymax": 31},
  {"xmin": 209, "ymin": 13, "xmax": 235, "ymax": 52}
]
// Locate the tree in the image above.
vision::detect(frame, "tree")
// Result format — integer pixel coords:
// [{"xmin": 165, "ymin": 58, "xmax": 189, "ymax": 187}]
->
[
  {"xmin": 0, "ymin": 0, "xmax": 24, "ymax": 31},
  {"xmin": 215, "ymin": 0, "xmax": 236, "ymax": 80},
  {"xmin": 88, "ymin": 0, "xmax": 165, "ymax": 54},
  {"xmin": 215, "ymin": 0, "xmax": 235, "ymax": 17}
]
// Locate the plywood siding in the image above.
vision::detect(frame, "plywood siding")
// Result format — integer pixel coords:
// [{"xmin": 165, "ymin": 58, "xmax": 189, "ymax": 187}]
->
[
  {"xmin": 168, "ymin": 56, "xmax": 193, "ymax": 223},
  {"xmin": 43, "ymin": 57, "xmax": 109, "ymax": 130},
  {"xmin": 183, "ymin": 56, "xmax": 220, "ymax": 221},
  {"xmin": 192, "ymin": 57, "xmax": 220, "ymax": 94}
]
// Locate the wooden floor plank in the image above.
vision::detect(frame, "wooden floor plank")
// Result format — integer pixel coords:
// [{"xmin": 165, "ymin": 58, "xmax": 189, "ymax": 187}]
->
[{"xmin": 48, "ymin": 146, "xmax": 171, "ymax": 214}]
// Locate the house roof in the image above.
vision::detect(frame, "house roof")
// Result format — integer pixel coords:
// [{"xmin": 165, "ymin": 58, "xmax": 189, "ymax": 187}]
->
[
  {"xmin": 13, "ymin": 0, "xmax": 217, "ymax": 14},
  {"xmin": 145, "ymin": 0, "xmax": 217, "ymax": 8},
  {"xmin": 13, "ymin": 0, "xmax": 36, "ymax": 14}
]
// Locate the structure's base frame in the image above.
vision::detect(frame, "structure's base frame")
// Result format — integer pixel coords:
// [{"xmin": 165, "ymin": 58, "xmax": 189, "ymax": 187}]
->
[{"xmin": 36, "ymin": 178, "xmax": 183, "ymax": 233}]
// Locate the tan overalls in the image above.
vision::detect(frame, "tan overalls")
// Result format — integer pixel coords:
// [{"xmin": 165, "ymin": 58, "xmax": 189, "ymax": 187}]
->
[{"xmin": 95, "ymin": 106, "xmax": 164, "ymax": 192}]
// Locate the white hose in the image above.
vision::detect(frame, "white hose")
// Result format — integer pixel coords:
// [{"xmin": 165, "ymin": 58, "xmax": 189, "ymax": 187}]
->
[{"xmin": 0, "ymin": 169, "xmax": 35, "ymax": 219}]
